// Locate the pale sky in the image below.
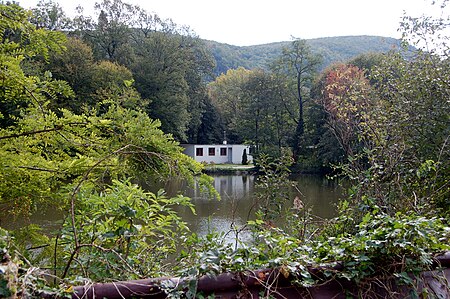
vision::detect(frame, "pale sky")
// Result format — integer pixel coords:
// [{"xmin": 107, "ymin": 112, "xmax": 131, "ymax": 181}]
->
[{"xmin": 17, "ymin": 0, "xmax": 443, "ymax": 46}]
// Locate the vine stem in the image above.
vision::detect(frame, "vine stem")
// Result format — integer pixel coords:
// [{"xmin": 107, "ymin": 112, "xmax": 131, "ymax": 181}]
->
[
  {"xmin": 53, "ymin": 234, "xmax": 59, "ymax": 285},
  {"xmin": 0, "ymin": 126, "xmax": 62, "ymax": 140},
  {"xmin": 62, "ymin": 144, "xmax": 166, "ymax": 279},
  {"xmin": 63, "ymin": 144, "xmax": 134, "ymax": 279},
  {"xmin": 61, "ymin": 243, "xmax": 141, "ymax": 279}
]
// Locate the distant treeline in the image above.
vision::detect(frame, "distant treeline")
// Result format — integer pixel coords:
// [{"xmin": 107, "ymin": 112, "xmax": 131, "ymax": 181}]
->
[{"xmin": 204, "ymin": 36, "xmax": 405, "ymax": 76}]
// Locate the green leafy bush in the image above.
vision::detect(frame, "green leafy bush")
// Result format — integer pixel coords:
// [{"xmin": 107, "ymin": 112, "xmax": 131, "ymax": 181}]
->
[{"xmin": 59, "ymin": 180, "xmax": 195, "ymax": 281}]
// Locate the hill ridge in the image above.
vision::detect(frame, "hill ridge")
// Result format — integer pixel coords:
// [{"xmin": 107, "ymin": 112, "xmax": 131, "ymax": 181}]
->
[{"xmin": 204, "ymin": 35, "xmax": 403, "ymax": 76}]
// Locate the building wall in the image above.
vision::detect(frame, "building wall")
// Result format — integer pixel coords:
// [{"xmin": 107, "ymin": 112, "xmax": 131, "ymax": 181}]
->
[
  {"xmin": 198, "ymin": 145, "xmax": 229, "ymax": 164},
  {"xmin": 181, "ymin": 144, "xmax": 252, "ymax": 164},
  {"xmin": 230, "ymin": 144, "xmax": 250, "ymax": 164}
]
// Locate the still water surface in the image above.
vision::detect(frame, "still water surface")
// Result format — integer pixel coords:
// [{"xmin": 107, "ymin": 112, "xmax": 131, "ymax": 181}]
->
[
  {"xmin": 162, "ymin": 174, "xmax": 343, "ymax": 239},
  {"xmin": 4, "ymin": 174, "xmax": 344, "ymax": 238}
]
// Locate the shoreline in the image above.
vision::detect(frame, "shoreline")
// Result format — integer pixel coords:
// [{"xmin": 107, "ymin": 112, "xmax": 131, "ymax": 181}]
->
[{"xmin": 203, "ymin": 164, "xmax": 257, "ymax": 174}]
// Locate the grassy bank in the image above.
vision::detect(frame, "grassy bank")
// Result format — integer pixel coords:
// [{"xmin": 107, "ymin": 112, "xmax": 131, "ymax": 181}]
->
[{"xmin": 203, "ymin": 164, "xmax": 257, "ymax": 174}]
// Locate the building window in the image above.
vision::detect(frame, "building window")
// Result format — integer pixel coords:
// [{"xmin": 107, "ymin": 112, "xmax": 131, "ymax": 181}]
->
[
  {"xmin": 208, "ymin": 147, "xmax": 215, "ymax": 156},
  {"xmin": 196, "ymin": 148, "xmax": 203, "ymax": 156},
  {"xmin": 220, "ymin": 148, "xmax": 227, "ymax": 156}
]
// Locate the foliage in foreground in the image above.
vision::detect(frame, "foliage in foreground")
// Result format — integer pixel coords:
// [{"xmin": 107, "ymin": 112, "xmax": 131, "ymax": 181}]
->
[
  {"xmin": 172, "ymin": 155, "xmax": 449, "ymax": 297},
  {"xmin": 157, "ymin": 161, "xmax": 444, "ymax": 299},
  {"xmin": 0, "ymin": 2, "xmax": 210, "ymax": 297},
  {"xmin": 60, "ymin": 180, "xmax": 195, "ymax": 281},
  {"xmin": 177, "ymin": 211, "xmax": 449, "ymax": 280}
]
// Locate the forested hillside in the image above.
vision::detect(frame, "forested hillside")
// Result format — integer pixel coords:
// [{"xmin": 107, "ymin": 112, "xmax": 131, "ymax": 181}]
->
[{"xmin": 205, "ymin": 36, "xmax": 403, "ymax": 76}]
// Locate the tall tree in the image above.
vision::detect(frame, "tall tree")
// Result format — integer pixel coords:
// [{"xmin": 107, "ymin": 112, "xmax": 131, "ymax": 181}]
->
[
  {"xmin": 208, "ymin": 67, "xmax": 253, "ymax": 143},
  {"xmin": 72, "ymin": 1, "xmax": 215, "ymax": 141},
  {"xmin": 319, "ymin": 63, "xmax": 374, "ymax": 157},
  {"xmin": 209, "ymin": 68, "xmax": 293, "ymax": 154},
  {"xmin": 312, "ymin": 0, "xmax": 450, "ymax": 214},
  {"xmin": 131, "ymin": 31, "xmax": 191, "ymax": 141},
  {"xmin": 73, "ymin": 0, "xmax": 135, "ymax": 62},
  {"xmin": 239, "ymin": 69, "xmax": 293, "ymax": 154},
  {"xmin": 30, "ymin": 0, "xmax": 71, "ymax": 30},
  {"xmin": 44, "ymin": 37, "xmax": 95, "ymax": 112},
  {"xmin": 183, "ymin": 37, "xmax": 216, "ymax": 143},
  {"xmin": 271, "ymin": 39, "xmax": 322, "ymax": 161},
  {"xmin": 0, "ymin": 2, "xmax": 68, "ymax": 128},
  {"xmin": 194, "ymin": 98, "xmax": 225, "ymax": 144},
  {"xmin": 124, "ymin": 6, "xmax": 215, "ymax": 141}
]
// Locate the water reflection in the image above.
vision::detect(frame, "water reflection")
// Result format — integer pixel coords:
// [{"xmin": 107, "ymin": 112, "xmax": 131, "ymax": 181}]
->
[
  {"xmin": 290, "ymin": 175, "xmax": 343, "ymax": 219},
  {"xmin": 168, "ymin": 175, "xmax": 256, "ymax": 242},
  {"xmin": 167, "ymin": 174, "xmax": 343, "ymax": 240}
]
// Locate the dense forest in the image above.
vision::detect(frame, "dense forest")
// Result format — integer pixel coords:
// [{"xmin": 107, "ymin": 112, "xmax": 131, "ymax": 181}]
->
[{"xmin": 0, "ymin": 0, "xmax": 449, "ymax": 297}]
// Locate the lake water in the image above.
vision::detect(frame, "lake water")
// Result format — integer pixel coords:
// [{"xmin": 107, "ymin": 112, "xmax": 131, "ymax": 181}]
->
[
  {"xmin": 162, "ymin": 173, "xmax": 344, "ymax": 240},
  {"xmin": 2, "ymin": 174, "xmax": 344, "ymax": 239}
]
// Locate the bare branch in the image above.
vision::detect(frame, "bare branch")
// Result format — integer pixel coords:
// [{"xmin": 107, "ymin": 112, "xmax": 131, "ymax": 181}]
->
[{"xmin": 0, "ymin": 126, "xmax": 62, "ymax": 140}]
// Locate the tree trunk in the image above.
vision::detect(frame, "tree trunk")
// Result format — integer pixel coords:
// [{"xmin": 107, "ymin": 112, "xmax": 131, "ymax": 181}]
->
[{"xmin": 293, "ymin": 72, "xmax": 304, "ymax": 162}]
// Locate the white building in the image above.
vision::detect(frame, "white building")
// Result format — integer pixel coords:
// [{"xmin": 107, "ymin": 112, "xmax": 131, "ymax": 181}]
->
[{"xmin": 181, "ymin": 143, "xmax": 253, "ymax": 164}]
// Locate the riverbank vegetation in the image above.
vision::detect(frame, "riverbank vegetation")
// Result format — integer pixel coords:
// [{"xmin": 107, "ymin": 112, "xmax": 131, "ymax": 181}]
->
[{"xmin": 0, "ymin": 0, "xmax": 449, "ymax": 297}]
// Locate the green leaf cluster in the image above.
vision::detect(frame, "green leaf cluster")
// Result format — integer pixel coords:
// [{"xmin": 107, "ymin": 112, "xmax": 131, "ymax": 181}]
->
[
  {"xmin": 318, "ymin": 211, "xmax": 450, "ymax": 281},
  {"xmin": 58, "ymin": 180, "xmax": 195, "ymax": 281}
]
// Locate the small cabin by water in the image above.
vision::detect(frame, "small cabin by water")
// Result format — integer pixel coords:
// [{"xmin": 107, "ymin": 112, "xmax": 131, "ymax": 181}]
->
[{"xmin": 181, "ymin": 143, "xmax": 253, "ymax": 164}]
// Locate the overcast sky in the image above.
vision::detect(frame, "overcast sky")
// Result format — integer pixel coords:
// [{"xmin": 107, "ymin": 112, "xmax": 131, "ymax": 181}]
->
[{"xmin": 17, "ymin": 0, "xmax": 441, "ymax": 46}]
